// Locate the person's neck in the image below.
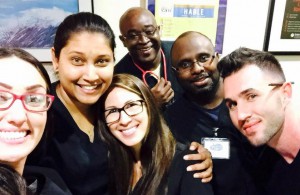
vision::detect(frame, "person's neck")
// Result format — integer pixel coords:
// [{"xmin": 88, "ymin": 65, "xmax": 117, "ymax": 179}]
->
[
  {"xmin": 56, "ymin": 84, "xmax": 95, "ymax": 142},
  {"xmin": 268, "ymin": 105, "xmax": 300, "ymax": 163},
  {"xmin": 7, "ymin": 158, "xmax": 26, "ymax": 175},
  {"xmin": 131, "ymin": 146, "xmax": 142, "ymax": 189},
  {"xmin": 187, "ymin": 80, "xmax": 224, "ymax": 109},
  {"xmin": 131, "ymin": 160, "xmax": 142, "ymax": 189}
]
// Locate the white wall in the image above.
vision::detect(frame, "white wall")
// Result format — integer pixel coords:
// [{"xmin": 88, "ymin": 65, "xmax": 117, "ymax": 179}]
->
[
  {"xmin": 94, "ymin": 0, "xmax": 300, "ymax": 89},
  {"xmin": 93, "ymin": 0, "xmax": 143, "ymax": 63},
  {"xmin": 222, "ymin": 0, "xmax": 300, "ymax": 91}
]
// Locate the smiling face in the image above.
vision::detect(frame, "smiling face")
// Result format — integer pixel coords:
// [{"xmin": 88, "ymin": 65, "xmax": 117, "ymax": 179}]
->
[
  {"xmin": 52, "ymin": 31, "xmax": 114, "ymax": 107},
  {"xmin": 223, "ymin": 65, "xmax": 286, "ymax": 146},
  {"xmin": 119, "ymin": 8, "xmax": 161, "ymax": 68},
  {"xmin": 172, "ymin": 32, "xmax": 219, "ymax": 96},
  {"xmin": 0, "ymin": 56, "xmax": 47, "ymax": 171},
  {"xmin": 104, "ymin": 87, "xmax": 149, "ymax": 154}
]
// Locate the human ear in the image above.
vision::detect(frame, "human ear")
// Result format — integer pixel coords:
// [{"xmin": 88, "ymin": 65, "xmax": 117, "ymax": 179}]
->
[
  {"xmin": 281, "ymin": 82, "xmax": 293, "ymax": 106},
  {"xmin": 157, "ymin": 25, "xmax": 161, "ymax": 36},
  {"xmin": 215, "ymin": 52, "xmax": 219, "ymax": 60},
  {"xmin": 51, "ymin": 47, "xmax": 59, "ymax": 74},
  {"xmin": 119, "ymin": 35, "xmax": 127, "ymax": 47}
]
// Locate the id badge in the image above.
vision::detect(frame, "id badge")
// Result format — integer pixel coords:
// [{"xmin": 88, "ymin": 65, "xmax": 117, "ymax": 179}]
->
[{"xmin": 201, "ymin": 137, "xmax": 230, "ymax": 159}]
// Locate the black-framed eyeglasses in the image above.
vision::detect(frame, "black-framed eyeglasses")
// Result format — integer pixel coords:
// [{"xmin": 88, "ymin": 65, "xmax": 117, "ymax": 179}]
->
[
  {"xmin": 0, "ymin": 90, "xmax": 54, "ymax": 112},
  {"xmin": 121, "ymin": 26, "xmax": 159, "ymax": 41},
  {"xmin": 172, "ymin": 54, "xmax": 215, "ymax": 73},
  {"xmin": 104, "ymin": 100, "xmax": 145, "ymax": 124}
]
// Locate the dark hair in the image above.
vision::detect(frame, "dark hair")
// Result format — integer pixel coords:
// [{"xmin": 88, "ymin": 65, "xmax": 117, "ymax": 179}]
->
[
  {"xmin": 98, "ymin": 74, "xmax": 176, "ymax": 195},
  {"xmin": 0, "ymin": 48, "xmax": 51, "ymax": 93},
  {"xmin": 0, "ymin": 164, "xmax": 28, "ymax": 195},
  {"xmin": 217, "ymin": 47, "xmax": 286, "ymax": 81},
  {"xmin": 53, "ymin": 12, "xmax": 116, "ymax": 60}
]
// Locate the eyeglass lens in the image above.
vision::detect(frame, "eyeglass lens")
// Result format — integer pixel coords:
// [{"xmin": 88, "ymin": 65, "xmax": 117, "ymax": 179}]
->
[
  {"xmin": 105, "ymin": 100, "xmax": 144, "ymax": 123},
  {"xmin": 0, "ymin": 91, "xmax": 52, "ymax": 112}
]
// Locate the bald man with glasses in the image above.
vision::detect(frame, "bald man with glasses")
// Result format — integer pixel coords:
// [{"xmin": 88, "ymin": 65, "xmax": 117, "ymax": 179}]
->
[
  {"xmin": 166, "ymin": 31, "xmax": 262, "ymax": 195},
  {"xmin": 115, "ymin": 7, "xmax": 183, "ymax": 110}
]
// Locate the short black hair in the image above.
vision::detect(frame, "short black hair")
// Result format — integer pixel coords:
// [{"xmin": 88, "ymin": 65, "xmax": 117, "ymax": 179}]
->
[{"xmin": 217, "ymin": 47, "xmax": 285, "ymax": 81}]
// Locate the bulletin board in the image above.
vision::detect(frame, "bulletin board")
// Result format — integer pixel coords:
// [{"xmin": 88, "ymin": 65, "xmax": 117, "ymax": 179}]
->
[{"xmin": 148, "ymin": 0, "xmax": 227, "ymax": 54}]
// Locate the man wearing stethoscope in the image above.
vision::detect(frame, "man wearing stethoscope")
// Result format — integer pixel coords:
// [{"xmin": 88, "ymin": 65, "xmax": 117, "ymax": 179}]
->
[{"xmin": 115, "ymin": 7, "xmax": 183, "ymax": 110}]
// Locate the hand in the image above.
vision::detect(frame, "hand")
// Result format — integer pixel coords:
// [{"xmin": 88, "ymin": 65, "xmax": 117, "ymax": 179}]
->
[
  {"xmin": 183, "ymin": 142, "xmax": 213, "ymax": 183},
  {"xmin": 150, "ymin": 77, "xmax": 174, "ymax": 108}
]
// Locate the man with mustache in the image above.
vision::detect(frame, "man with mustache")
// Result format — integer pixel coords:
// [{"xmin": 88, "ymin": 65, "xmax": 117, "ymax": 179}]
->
[
  {"xmin": 115, "ymin": 7, "xmax": 217, "ymax": 184},
  {"xmin": 218, "ymin": 47, "xmax": 299, "ymax": 194},
  {"xmin": 166, "ymin": 31, "xmax": 261, "ymax": 194},
  {"xmin": 115, "ymin": 7, "xmax": 183, "ymax": 109}
]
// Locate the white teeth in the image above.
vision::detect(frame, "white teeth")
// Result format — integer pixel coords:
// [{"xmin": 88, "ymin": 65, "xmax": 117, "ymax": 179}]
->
[
  {"xmin": 121, "ymin": 127, "xmax": 136, "ymax": 136},
  {"xmin": 0, "ymin": 131, "xmax": 27, "ymax": 139},
  {"xmin": 82, "ymin": 85, "xmax": 97, "ymax": 90},
  {"xmin": 139, "ymin": 47, "xmax": 151, "ymax": 51}
]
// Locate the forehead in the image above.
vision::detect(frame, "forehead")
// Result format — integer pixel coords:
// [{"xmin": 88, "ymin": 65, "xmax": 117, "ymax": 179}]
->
[
  {"xmin": 64, "ymin": 32, "xmax": 113, "ymax": 56},
  {"xmin": 105, "ymin": 87, "xmax": 140, "ymax": 107},
  {"xmin": 121, "ymin": 11, "xmax": 156, "ymax": 32},
  {"xmin": 172, "ymin": 34, "xmax": 213, "ymax": 60},
  {"xmin": 0, "ymin": 56, "xmax": 46, "ymax": 89},
  {"xmin": 223, "ymin": 65, "xmax": 273, "ymax": 98}
]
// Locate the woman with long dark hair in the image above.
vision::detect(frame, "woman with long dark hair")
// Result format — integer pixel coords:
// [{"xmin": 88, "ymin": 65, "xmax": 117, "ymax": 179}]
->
[{"xmin": 99, "ymin": 74, "xmax": 214, "ymax": 195}]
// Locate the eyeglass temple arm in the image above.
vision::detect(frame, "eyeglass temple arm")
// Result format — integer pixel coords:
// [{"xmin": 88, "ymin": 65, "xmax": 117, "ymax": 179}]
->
[{"xmin": 268, "ymin": 81, "xmax": 295, "ymax": 86}]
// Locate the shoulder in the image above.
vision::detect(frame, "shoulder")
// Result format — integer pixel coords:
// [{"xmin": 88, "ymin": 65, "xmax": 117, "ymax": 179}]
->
[
  {"xmin": 115, "ymin": 53, "xmax": 132, "ymax": 73},
  {"xmin": 168, "ymin": 143, "xmax": 214, "ymax": 195},
  {"xmin": 172, "ymin": 143, "xmax": 196, "ymax": 165},
  {"xmin": 166, "ymin": 96, "xmax": 187, "ymax": 114},
  {"xmin": 24, "ymin": 166, "xmax": 72, "ymax": 195},
  {"xmin": 165, "ymin": 96, "xmax": 197, "ymax": 123},
  {"xmin": 161, "ymin": 41, "xmax": 174, "ymax": 52}
]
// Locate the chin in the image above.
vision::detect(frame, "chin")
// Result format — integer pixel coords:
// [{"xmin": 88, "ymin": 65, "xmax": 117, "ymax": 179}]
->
[
  {"xmin": 249, "ymin": 138, "xmax": 265, "ymax": 147},
  {"xmin": 1, "ymin": 153, "xmax": 27, "ymax": 164},
  {"xmin": 79, "ymin": 97, "xmax": 100, "ymax": 105}
]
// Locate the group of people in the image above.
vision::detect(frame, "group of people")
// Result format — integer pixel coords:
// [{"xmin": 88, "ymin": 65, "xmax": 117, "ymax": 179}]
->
[{"xmin": 0, "ymin": 6, "xmax": 298, "ymax": 195}]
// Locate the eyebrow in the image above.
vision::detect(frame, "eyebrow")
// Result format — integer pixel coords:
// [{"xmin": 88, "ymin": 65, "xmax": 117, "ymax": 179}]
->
[
  {"xmin": 26, "ymin": 84, "xmax": 46, "ymax": 91},
  {"xmin": 69, "ymin": 51, "xmax": 112, "ymax": 59},
  {"xmin": 177, "ymin": 52, "xmax": 212, "ymax": 62},
  {"xmin": 0, "ymin": 82, "xmax": 46, "ymax": 91},
  {"xmin": 224, "ymin": 98, "xmax": 234, "ymax": 104},
  {"xmin": 0, "ymin": 82, "xmax": 12, "ymax": 90},
  {"xmin": 240, "ymin": 88, "xmax": 255, "ymax": 96},
  {"xmin": 224, "ymin": 88, "xmax": 255, "ymax": 103},
  {"xmin": 105, "ymin": 100, "xmax": 133, "ymax": 110},
  {"xmin": 127, "ymin": 25, "xmax": 155, "ymax": 33},
  {"xmin": 105, "ymin": 99, "xmax": 142, "ymax": 110}
]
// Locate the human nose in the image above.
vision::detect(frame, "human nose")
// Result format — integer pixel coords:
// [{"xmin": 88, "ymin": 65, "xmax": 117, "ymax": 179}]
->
[
  {"xmin": 137, "ymin": 33, "xmax": 150, "ymax": 43},
  {"xmin": 84, "ymin": 64, "xmax": 99, "ymax": 81},
  {"xmin": 6, "ymin": 99, "xmax": 27, "ymax": 125},
  {"xmin": 236, "ymin": 103, "xmax": 252, "ymax": 122},
  {"xmin": 191, "ymin": 61, "xmax": 204, "ymax": 72},
  {"xmin": 118, "ymin": 110, "xmax": 132, "ymax": 125}
]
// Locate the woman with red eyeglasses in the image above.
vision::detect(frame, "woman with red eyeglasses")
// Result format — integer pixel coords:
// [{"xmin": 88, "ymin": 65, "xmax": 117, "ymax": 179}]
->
[{"xmin": 0, "ymin": 48, "xmax": 71, "ymax": 194}]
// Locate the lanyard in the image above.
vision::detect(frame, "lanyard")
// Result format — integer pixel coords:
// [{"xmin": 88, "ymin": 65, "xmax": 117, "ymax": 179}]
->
[{"xmin": 133, "ymin": 49, "xmax": 167, "ymax": 87}]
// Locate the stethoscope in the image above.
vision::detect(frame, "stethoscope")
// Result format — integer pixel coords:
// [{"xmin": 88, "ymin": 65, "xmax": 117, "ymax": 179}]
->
[{"xmin": 133, "ymin": 49, "xmax": 167, "ymax": 87}]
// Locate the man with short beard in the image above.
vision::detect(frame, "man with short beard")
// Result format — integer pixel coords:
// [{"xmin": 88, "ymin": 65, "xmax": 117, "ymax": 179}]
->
[
  {"xmin": 166, "ymin": 31, "xmax": 262, "ymax": 195},
  {"xmin": 219, "ymin": 47, "xmax": 299, "ymax": 194}
]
